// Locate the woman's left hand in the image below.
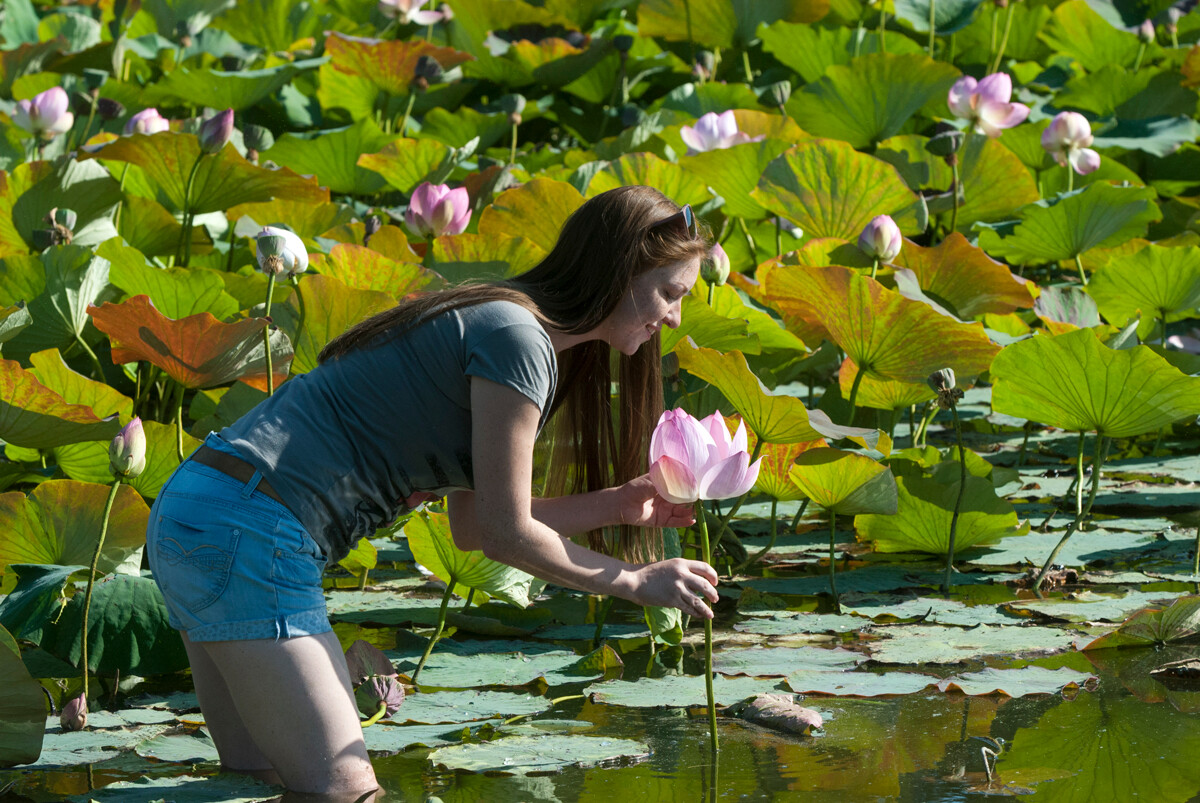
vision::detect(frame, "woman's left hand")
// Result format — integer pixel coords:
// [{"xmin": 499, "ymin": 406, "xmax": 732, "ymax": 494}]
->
[{"xmin": 617, "ymin": 475, "xmax": 696, "ymax": 529}]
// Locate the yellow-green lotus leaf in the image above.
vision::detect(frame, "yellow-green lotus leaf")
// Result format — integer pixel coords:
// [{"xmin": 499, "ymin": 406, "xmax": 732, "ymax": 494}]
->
[
  {"xmin": 1087, "ymin": 244, "xmax": 1200, "ymax": 340},
  {"xmin": 892, "ymin": 233, "xmax": 1035, "ymax": 319},
  {"xmin": 788, "ymin": 448, "xmax": 898, "ymax": 516},
  {"xmin": 310, "ymin": 243, "xmax": 440, "ymax": 299},
  {"xmin": 406, "ymin": 510, "xmax": 535, "ymax": 608},
  {"xmin": 478, "ymin": 179, "xmax": 584, "ymax": 254}
]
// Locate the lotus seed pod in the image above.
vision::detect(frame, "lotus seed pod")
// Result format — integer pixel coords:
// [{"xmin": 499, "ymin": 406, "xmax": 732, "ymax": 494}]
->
[
  {"xmin": 613, "ymin": 34, "xmax": 634, "ymax": 53},
  {"xmin": 928, "ymin": 368, "xmax": 956, "ymax": 392},
  {"xmin": 243, "ymin": 124, "xmax": 275, "ymax": 154},
  {"xmin": 763, "ymin": 80, "xmax": 792, "ymax": 108},
  {"xmin": 256, "ymin": 227, "xmax": 309, "ymax": 278},
  {"xmin": 97, "ymin": 98, "xmax": 124, "ymax": 121},
  {"xmin": 109, "ymin": 417, "xmax": 147, "ymax": 479}
]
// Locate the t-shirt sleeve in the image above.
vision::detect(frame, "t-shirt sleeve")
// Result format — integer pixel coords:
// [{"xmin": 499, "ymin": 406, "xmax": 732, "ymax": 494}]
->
[{"xmin": 464, "ymin": 322, "xmax": 557, "ymax": 416}]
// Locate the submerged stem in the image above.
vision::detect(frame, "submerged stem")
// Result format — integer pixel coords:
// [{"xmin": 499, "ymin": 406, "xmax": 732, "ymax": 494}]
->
[
  {"xmin": 411, "ymin": 579, "xmax": 456, "ymax": 686},
  {"xmin": 828, "ymin": 511, "xmax": 840, "ymax": 612},
  {"xmin": 695, "ymin": 500, "xmax": 718, "ymax": 753},
  {"xmin": 942, "ymin": 405, "xmax": 966, "ymax": 595}
]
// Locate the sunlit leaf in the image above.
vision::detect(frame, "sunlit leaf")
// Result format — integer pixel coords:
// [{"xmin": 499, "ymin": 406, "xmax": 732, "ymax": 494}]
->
[
  {"xmin": 787, "ymin": 54, "xmax": 959, "ymax": 148},
  {"xmin": 325, "ymin": 32, "xmax": 473, "ymax": 98},
  {"xmin": 100, "ymin": 239, "xmax": 239, "ymax": 321},
  {"xmin": 753, "ymin": 439, "xmax": 829, "ymax": 501},
  {"xmin": 838, "ymin": 359, "xmax": 935, "ymax": 412},
  {"xmin": 1033, "ymin": 285, "xmax": 1100, "ymax": 334},
  {"xmin": 477, "ymin": 178, "xmax": 584, "ymax": 254},
  {"xmin": 0, "ymin": 303, "xmax": 32, "ymax": 349},
  {"xmin": 311, "ymin": 243, "xmax": 439, "ymax": 299},
  {"xmin": 117, "ymin": 195, "xmax": 212, "ymax": 259},
  {"xmin": 265, "ymin": 119, "xmax": 404, "ymax": 196},
  {"xmin": 936, "ymin": 666, "xmax": 1096, "ymax": 696},
  {"xmin": 405, "ymin": 511, "xmax": 535, "ymax": 608},
  {"xmin": 429, "ymin": 232, "xmax": 546, "ymax": 284},
  {"xmin": 891, "ymin": 232, "xmax": 1035, "ymax": 318},
  {"xmin": 430, "ymin": 733, "xmax": 649, "ymax": 775},
  {"xmin": 0, "ymin": 159, "xmax": 120, "ymax": 255},
  {"xmin": 143, "ymin": 58, "xmax": 324, "ymax": 110},
  {"xmin": 1039, "ymin": 0, "xmax": 1155, "ymax": 72},
  {"xmin": 788, "ymin": 447, "xmax": 898, "ymax": 515},
  {"xmin": 274, "ymin": 274, "xmax": 395, "ymax": 376},
  {"xmin": 88, "ymin": 295, "xmax": 292, "ymax": 390},
  {"xmin": 587, "ymin": 152, "xmax": 712, "ymax": 207},
  {"xmin": 869, "ymin": 623, "xmax": 1077, "ymax": 664},
  {"xmin": 0, "ymin": 622, "xmax": 44, "ymax": 768},
  {"xmin": 1082, "ymin": 596, "xmax": 1200, "ymax": 649},
  {"xmin": 893, "ymin": 0, "xmax": 984, "ymax": 33},
  {"xmin": 3, "ymin": 245, "xmax": 110, "ymax": 360},
  {"xmin": 637, "ymin": 0, "xmax": 829, "ymax": 49},
  {"xmin": 751, "ymin": 140, "xmax": 923, "ymax": 241},
  {"xmin": 355, "ymin": 138, "xmax": 452, "ymax": 196},
  {"xmin": 1087, "ymin": 243, "xmax": 1200, "ymax": 340},
  {"xmin": 680, "ymin": 137, "xmax": 797, "ymax": 220},
  {"xmin": 760, "ymin": 20, "xmax": 925, "ymax": 84},
  {"xmin": 990, "ymin": 328, "xmax": 1200, "ymax": 437},
  {"xmin": 0, "ymin": 358, "xmax": 120, "ymax": 450},
  {"xmin": 226, "ymin": 199, "xmax": 357, "ymax": 245}
]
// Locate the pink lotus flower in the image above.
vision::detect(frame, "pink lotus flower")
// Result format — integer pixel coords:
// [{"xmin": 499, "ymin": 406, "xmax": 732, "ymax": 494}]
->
[
  {"xmin": 12, "ymin": 87, "xmax": 74, "ymax": 140},
  {"xmin": 379, "ymin": 0, "xmax": 444, "ymax": 24},
  {"xmin": 857, "ymin": 215, "xmax": 902, "ymax": 263},
  {"xmin": 404, "ymin": 182, "xmax": 471, "ymax": 239},
  {"xmin": 947, "ymin": 73, "xmax": 1029, "ymax": 138},
  {"xmin": 649, "ymin": 409, "xmax": 762, "ymax": 504},
  {"xmin": 680, "ymin": 111, "xmax": 764, "ymax": 155},
  {"xmin": 1041, "ymin": 112, "xmax": 1100, "ymax": 176},
  {"xmin": 124, "ymin": 108, "xmax": 169, "ymax": 136}
]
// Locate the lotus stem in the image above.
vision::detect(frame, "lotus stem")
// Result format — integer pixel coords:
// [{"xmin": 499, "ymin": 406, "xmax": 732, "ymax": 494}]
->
[
  {"xmin": 1193, "ymin": 529, "xmax": 1199, "ymax": 577},
  {"xmin": 828, "ymin": 511, "xmax": 840, "ymax": 611},
  {"xmin": 1133, "ymin": 42, "xmax": 1146, "ymax": 73},
  {"xmin": 357, "ymin": 568, "xmax": 369, "ymax": 590},
  {"xmin": 1074, "ymin": 253, "xmax": 1087, "ymax": 286},
  {"xmin": 173, "ymin": 381, "xmax": 185, "ymax": 462},
  {"xmin": 988, "ymin": 1, "xmax": 1015, "ymax": 73},
  {"xmin": 742, "ymin": 50, "xmax": 754, "ymax": 83},
  {"xmin": 988, "ymin": 4, "xmax": 998, "ymax": 64},
  {"xmin": 775, "ymin": 217, "xmax": 782, "ymax": 258},
  {"xmin": 74, "ymin": 333, "xmax": 107, "ymax": 383},
  {"xmin": 736, "ymin": 217, "xmax": 756, "ymax": 261},
  {"xmin": 942, "ymin": 404, "xmax": 966, "ymax": 595},
  {"xmin": 263, "ymin": 272, "xmax": 277, "ymax": 397},
  {"xmin": 737, "ymin": 497, "xmax": 779, "ymax": 573},
  {"xmin": 694, "ymin": 499, "xmax": 718, "ymax": 752},
  {"xmin": 360, "ymin": 700, "xmax": 388, "ymax": 728},
  {"xmin": 178, "ymin": 154, "xmax": 205, "ymax": 266},
  {"xmin": 398, "ymin": 91, "xmax": 418, "ymax": 137},
  {"xmin": 915, "ymin": 401, "xmax": 936, "ymax": 447},
  {"xmin": 423, "ymin": 235, "xmax": 436, "ymax": 270},
  {"xmin": 510, "ymin": 121, "xmax": 518, "ymax": 166},
  {"xmin": 411, "ymin": 578, "xmax": 456, "ymax": 685},
  {"xmin": 870, "ymin": 258, "xmax": 879, "ymax": 280},
  {"xmin": 114, "ymin": 165, "xmax": 130, "ymax": 230},
  {"xmin": 846, "ymin": 365, "xmax": 866, "ymax": 426},
  {"xmin": 707, "ymin": 282, "xmax": 715, "ymax": 307},
  {"xmin": 73, "ymin": 96, "xmax": 98, "ymax": 153},
  {"xmin": 1033, "ymin": 435, "xmax": 1109, "ymax": 592},
  {"xmin": 879, "ymin": 12, "xmax": 888, "ymax": 53},
  {"xmin": 462, "ymin": 588, "xmax": 475, "ymax": 609},
  {"xmin": 928, "ymin": 0, "xmax": 937, "ymax": 56},
  {"xmin": 1160, "ymin": 310, "xmax": 1168, "ymax": 346},
  {"xmin": 593, "ymin": 594, "xmax": 615, "ymax": 646},
  {"xmin": 789, "ymin": 497, "xmax": 810, "ymax": 533},
  {"xmin": 81, "ymin": 479, "xmax": 123, "ymax": 702},
  {"xmin": 854, "ymin": 18, "xmax": 865, "ymax": 58},
  {"xmin": 1016, "ymin": 421, "xmax": 1032, "ymax": 467},
  {"xmin": 1067, "ymin": 164, "xmax": 1074, "ymax": 193},
  {"xmin": 949, "ymin": 160, "xmax": 961, "ymax": 236}
]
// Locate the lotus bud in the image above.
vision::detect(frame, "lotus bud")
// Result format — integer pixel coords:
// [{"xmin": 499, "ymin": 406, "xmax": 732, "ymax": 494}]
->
[
  {"xmin": 109, "ymin": 417, "xmax": 147, "ymax": 480},
  {"xmin": 197, "ymin": 108, "xmax": 234, "ymax": 154},
  {"xmin": 613, "ymin": 34, "xmax": 634, "ymax": 54},
  {"xmin": 857, "ymin": 215, "xmax": 902, "ymax": 263},
  {"xmin": 762, "ymin": 80, "xmax": 792, "ymax": 108},
  {"xmin": 345, "ymin": 639, "xmax": 397, "ymax": 685},
  {"xmin": 1041, "ymin": 111, "xmax": 1100, "ymax": 175},
  {"xmin": 702, "ymin": 243, "xmax": 731, "ymax": 286},
  {"xmin": 125, "ymin": 107, "xmax": 169, "ymax": 136},
  {"xmin": 1137, "ymin": 19, "xmax": 1155, "ymax": 43},
  {"xmin": 60, "ymin": 694, "xmax": 87, "ymax": 732},
  {"xmin": 256, "ymin": 226, "xmax": 309, "ymax": 278},
  {"xmin": 97, "ymin": 98, "xmax": 124, "ymax": 121},
  {"xmin": 355, "ymin": 675, "xmax": 405, "ymax": 718},
  {"xmin": 928, "ymin": 369, "xmax": 964, "ymax": 410},
  {"xmin": 12, "ymin": 86, "xmax": 75, "ymax": 140},
  {"xmin": 364, "ymin": 214, "xmax": 383, "ymax": 247},
  {"xmin": 693, "ymin": 50, "xmax": 715, "ymax": 81}
]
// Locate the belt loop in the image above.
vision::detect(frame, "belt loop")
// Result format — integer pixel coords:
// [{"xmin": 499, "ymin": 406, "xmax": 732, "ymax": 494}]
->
[{"xmin": 242, "ymin": 469, "xmax": 263, "ymax": 499}]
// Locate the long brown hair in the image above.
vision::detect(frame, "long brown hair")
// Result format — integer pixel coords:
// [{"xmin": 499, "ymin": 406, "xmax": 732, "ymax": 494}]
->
[{"xmin": 319, "ymin": 185, "xmax": 711, "ymax": 560}]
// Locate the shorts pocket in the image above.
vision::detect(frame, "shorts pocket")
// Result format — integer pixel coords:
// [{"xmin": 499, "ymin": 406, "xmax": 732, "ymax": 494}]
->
[{"xmin": 152, "ymin": 513, "xmax": 242, "ymax": 613}]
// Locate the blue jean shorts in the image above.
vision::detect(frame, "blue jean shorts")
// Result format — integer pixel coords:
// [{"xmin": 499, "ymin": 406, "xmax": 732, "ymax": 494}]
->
[{"xmin": 146, "ymin": 436, "xmax": 331, "ymax": 642}]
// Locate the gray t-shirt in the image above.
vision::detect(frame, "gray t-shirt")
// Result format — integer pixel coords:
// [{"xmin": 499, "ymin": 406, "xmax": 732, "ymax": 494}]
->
[{"xmin": 219, "ymin": 300, "xmax": 558, "ymax": 562}]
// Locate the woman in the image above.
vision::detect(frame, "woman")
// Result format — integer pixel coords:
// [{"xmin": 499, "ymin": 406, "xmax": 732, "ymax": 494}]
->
[{"xmin": 145, "ymin": 185, "xmax": 719, "ymax": 796}]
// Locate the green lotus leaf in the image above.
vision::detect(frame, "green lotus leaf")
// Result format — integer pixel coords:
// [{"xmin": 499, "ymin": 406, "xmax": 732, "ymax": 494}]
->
[
  {"xmin": 337, "ymin": 538, "xmax": 377, "ymax": 581},
  {"xmin": 88, "ymin": 295, "xmax": 292, "ymax": 390},
  {"xmin": 1146, "ymin": 144, "xmax": 1200, "ymax": 198},
  {"xmin": 310, "ymin": 243, "xmax": 439, "ymax": 299},
  {"xmin": 429, "ymin": 232, "xmax": 545, "ymax": 284},
  {"xmin": 936, "ymin": 666, "xmax": 1096, "ymax": 696},
  {"xmin": 208, "ymin": 0, "xmax": 338, "ymax": 52},
  {"xmin": 788, "ymin": 54, "xmax": 959, "ymax": 149},
  {"xmin": 990, "ymin": 328, "xmax": 1200, "ymax": 438},
  {"xmin": 586, "ymin": 152, "xmax": 712, "ymax": 207},
  {"xmin": 405, "ymin": 511, "xmax": 536, "ymax": 608},
  {"xmin": 753, "ymin": 440, "xmax": 828, "ymax": 501},
  {"xmin": 275, "ymin": 274, "xmax": 396, "ymax": 376},
  {"xmin": 784, "ymin": 237, "xmax": 874, "ymax": 270},
  {"xmin": 1007, "ymin": 590, "xmax": 1184, "ymax": 624},
  {"xmin": 1039, "ymin": 0, "xmax": 1159, "ymax": 72},
  {"xmin": 838, "ymin": 359, "xmax": 936, "ymax": 412},
  {"xmin": 503, "ymin": 37, "xmax": 610, "ymax": 89},
  {"xmin": 418, "ymin": 106, "xmax": 513, "ymax": 151},
  {"xmin": 952, "ymin": 1, "xmax": 1053, "ymax": 65},
  {"xmin": 1038, "ymin": 147, "xmax": 1145, "ymax": 199},
  {"xmin": 117, "ymin": 195, "xmax": 212, "ymax": 259},
  {"xmin": 978, "ymin": 183, "xmax": 1161, "ymax": 266},
  {"xmin": 0, "ymin": 358, "xmax": 121, "ymax": 450},
  {"xmin": 477, "ymin": 179, "xmax": 584, "ymax": 254},
  {"xmin": 142, "ymin": 57, "xmax": 324, "ymax": 111},
  {"xmin": 586, "ymin": 675, "xmax": 783, "ymax": 708},
  {"xmin": 0, "ymin": 303, "xmax": 32, "ymax": 349},
  {"xmin": 0, "ymin": 39, "xmax": 63, "ymax": 99},
  {"xmin": 27, "ymin": 348, "xmax": 130, "ymax": 423},
  {"xmin": 325, "ymin": 32, "xmax": 473, "ymax": 98},
  {"xmin": 100, "ymin": 239, "xmax": 239, "ymax": 321},
  {"xmin": 0, "ymin": 564, "xmax": 85, "ymax": 645},
  {"xmin": 43, "ymin": 572, "xmax": 188, "ymax": 676},
  {"xmin": 264, "ymin": 119, "xmax": 403, "ymax": 196},
  {"xmin": 869, "ymin": 623, "xmax": 1077, "ymax": 664},
  {"xmin": 1092, "ymin": 116, "xmax": 1200, "ymax": 159},
  {"xmin": 785, "ymin": 669, "xmax": 938, "ymax": 697},
  {"xmin": 357, "ymin": 138, "xmax": 456, "ymax": 196},
  {"xmin": 674, "ymin": 340, "xmax": 880, "ymax": 445},
  {"xmin": 751, "ymin": 140, "xmax": 923, "ymax": 241},
  {"xmin": 680, "ymin": 138, "xmax": 798, "ymax": 220},
  {"xmin": 760, "ymin": 20, "xmax": 925, "ymax": 84},
  {"xmin": 709, "ymin": 282, "xmax": 809, "ymax": 357},
  {"xmin": 892, "ymin": 232, "xmax": 1034, "ymax": 318},
  {"xmin": 876, "ymin": 133, "xmax": 1040, "ymax": 233},
  {"xmin": 1, "ymin": 158, "xmax": 121, "ymax": 253},
  {"xmin": 78, "ymin": 132, "xmax": 328, "ymax": 216},
  {"xmin": 655, "ymin": 82, "xmax": 761, "ymax": 119},
  {"xmin": 788, "ymin": 447, "xmax": 898, "ymax": 516},
  {"xmin": 893, "ymin": 0, "xmax": 984, "ymax": 33},
  {"xmin": 1, "ymin": 245, "xmax": 110, "ymax": 361},
  {"xmin": 440, "ymin": 0, "xmax": 570, "ymax": 84},
  {"xmin": 1087, "ymin": 243, "xmax": 1200, "ymax": 340},
  {"xmin": 661, "ymin": 295, "xmax": 759, "ymax": 356},
  {"xmin": 856, "ymin": 471, "xmax": 1027, "ymax": 554},
  {"xmin": 0, "ymin": 480, "xmax": 148, "ymax": 574},
  {"xmin": 189, "ymin": 382, "xmax": 267, "ymax": 442},
  {"xmin": 1055, "ymin": 66, "xmax": 1196, "ymax": 120},
  {"xmin": 714, "ymin": 645, "xmax": 863, "ymax": 677},
  {"xmin": 227, "ymin": 199, "xmax": 357, "ymax": 245},
  {"xmin": 1033, "ymin": 284, "xmax": 1100, "ymax": 333},
  {"xmin": 0, "ymin": 622, "xmax": 44, "ymax": 768},
  {"xmin": 637, "ymin": 0, "xmax": 829, "ymax": 49},
  {"xmin": 1082, "ymin": 596, "xmax": 1200, "ymax": 650},
  {"xmin": 430, "ymin": 733, "xmax": 649, "ymax": 775},
  {"xmin": 316, "ymin": 50, "xmax": 475, "ymax": 124}
]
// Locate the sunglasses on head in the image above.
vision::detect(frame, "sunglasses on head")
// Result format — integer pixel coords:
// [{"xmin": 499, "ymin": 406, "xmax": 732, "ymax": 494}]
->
[{"xmin": 649, "ymin": 204, "xmax": 698, "ymax": 239}]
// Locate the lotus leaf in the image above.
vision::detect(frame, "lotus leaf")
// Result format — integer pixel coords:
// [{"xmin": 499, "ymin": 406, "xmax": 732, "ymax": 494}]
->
[
  {"xmin": 978, "ymin": 182, "xmax": 1161, "ymax": 267},
  {"xmin": 65, "ymin": 774, "xmax": 276, "ymax": 802},
  {"xmin": 587, "ymin": 152, "xmax": 711, "ymax": 207},
  {"xmin": 100, "ymin": 239, "xmax": 238, "ymax": 321},
  {"xmin": 3, "ymin": 245, "xmax": 110, "ymax": 360},
  {"xmin": 753, "ymin": 440, "xmax": 828, "ymax": 501},
  {"xmin": 0, "ymin": 358, "xmax": 121, "ymax": 450},
  {"xmin": 713, "ymin": 645, "xmax": 864, "ymax": 677},
  {"xmin": 424, "ymin": 231, "xmax": 542, "ymax": 284},
  {"xmin": 88, "ymin": 295, "xmax": 293, "ymax": 390},
  {"xmin": 0, "ymin": 623, "xmax": 44, "ymax": 768},
  {"xmin": 477, "ymin": 178, "xmax": 584, "ymax": 254},
  {"xmin": 261, "ymin": 119, "xmax": 402, "ymax": 196},
  {"xmin": 274, "ymin": 274, "xmax": 395, "ymax": 376},
  {"xmin": 324, "ymin": 224, "xmax": 417, "ymax": 264},
  {"xmin": 1087, "ymin": 244, "xmax": 1200, "ymax": 340},
  {"xmin": 0, "ymin": 480, "xmax": 147, "ymax": 574},
  {"xmin": 142, "ymin": 57, "xmax": 324, "ymax": 110},
  {"xmin": 837, "ymin": 360, "xmax": 936, "ymax": 412},
  {"xmin": 397, "ymin": 647, "xmax": 603, "ymax": 688},
  {"xmin": 325, "ymin": 32, "xmax": 473, "ymax": 98},
  {"xmin": 661, "ymin": 295, "xmax": 757, "ymax": 355},
  {"xmin": 396, "ymin": 690, "xmax": 548, "ymax": 725},
  {"xmin": 781, "ymin": 238, "xmax": 874, "ymax": 270},
  {"xmin": 734, "ymin": 612, "xmax": 868, "ymax": 635},
  {"xmin": 355, "ymin": 138, "xmax": 452, "ymax": 196},
  {"xmin": 893, "ymin": 0, "xmax": 985, "ymax": 33},
  {"xmin": 0, "ymin": 304, "xmax": 32, "ymax": 349},
  {"xmin": 1039, "ymin": 0, "xmax": 1157, "ymax": 72},
  {"xmin": 430, "ymin": 733, "xmax": 649, "ymax": 775},
  {"xmin": 405, "ymin": 511, "xmax": 536, "ymax": 608},
  {"xmin": 891, "ymin": 233, "xmax": 1034, "ymax": 318},
  {"xmin": 785, "ymin": 670, "xmax": 938, "ymax": 697},
  {"xmin": 586, "ymin": 675, "xmax": 784, "ymax": 708},
  {"xmin": 117, "ymin": 195, "xmax": 212, "ymax": 259},
  {"xmin": 706, "ymin": 282, "xmax": 808, "ymax": 357},
  {"xmin": 789, "ymin": 448, "xmax": 898, "ymax": 516},
  {"xmin": 841, "ymin": 594, "xmax": 1019, "ymax": 626},
  {"xmin": 1082, "ymin": 596, "xmax": 1200, "ymax": 650},
  {"xmin": 1, "ymin": 159, "xmax": 121, "ymax": 254},
  {"xmin": 788, "ymin": 54, "xmax": 959, "ymax": 148},
  {"xmin": 751, "ymin": 140, "xmax": 923, "ymax": 240},
  {"xmin": 79, "ymin": 132, "xmax": 328, "ymax": 216},
  {"xmin": 869, "ymin": 624, "xmax": 1079, "ymax": 664},
  {"xmin": 207, "ymin": 0, "xmax": 336, "ymax": 52},
  {"xmin": 637, "ymin": 0, "xmax": 829, "ymax": 48},
  {"xmin": 1007, "ymin": 590, "xmax": 1184, "ymax": 624},
  {"xmin": 134, "ymin": 730, "xmax": 220, "ymax": 764},
  {"xmin": 227, "ymin": 199, "xmax": 357, "ymax": 245},
  {"xmin": 856, "ymin": 472, "xmax": 1028, "ymax": 555},
  {"xmin": 1033, "ymin": 284, "xmax": 1100, "ymax": 334},
  {"xmin": 760, "ymin": 20, "xmax": 925, "ymax": 84},
  {"xmin": 680, "ymin": 138, "xmax": 798, "ymax": 220},
  {"xmin": 311, "ymin": 243, "xmax": 437, "ymax": 299},
  {"xmin": 936, "ymin": 666, "xmax": 1096, "ymax": 696},
  {"xmin": 990, "ymin": 328, "xmax": 1200, "ymax": 438}
]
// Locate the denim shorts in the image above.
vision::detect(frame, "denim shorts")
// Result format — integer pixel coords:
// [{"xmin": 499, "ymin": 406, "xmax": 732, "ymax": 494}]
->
[{"xmin": 146, "ymin": 436, "xmax": 330, "ymax": 642}]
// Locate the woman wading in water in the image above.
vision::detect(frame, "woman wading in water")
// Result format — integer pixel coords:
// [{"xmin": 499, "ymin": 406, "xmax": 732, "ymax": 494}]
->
[{"xmin": 145, "ymin": 186, "xmax": 720, "ymax": 796}]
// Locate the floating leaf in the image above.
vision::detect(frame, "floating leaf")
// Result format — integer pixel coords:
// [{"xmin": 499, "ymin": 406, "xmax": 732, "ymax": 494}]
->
[
  {"xmin": 0, "ymin": 622, "xmax": 44, "ymax": 768},
  {"xmin": 891, "ymin": 233, "xmax": 1034, "ymax": 318},
  {"xmin": 274, "ymin": 274, "xmax": 395, "ymax": 376},
  {"xmin": 477, "ymin": 178, "xmax": 584, "ymax": 254},
  {"xmin": 869, "ymin": 624, "xmax": 1079, "ymax": 664},
  {"xmin": 430, "ymin": 734, "xmax": 649, "ymax": 775},
  {"xmin": 788, "ymin": 54, "xmax": 959, "ymax": 148},
  {"xmin": 1006, "ymin": 590, "xmax": 1183, "ymax": 623},
  {"xmin": 936, "ymin": 666, "xmax": 1096, "ymax": 696},
  {"xmin": 0, "ymin": 358, "xmax": 121, "ymax": 450},
  {"xmin": 856, "ymin": 472, "xmax": 1028, "ymax": 554},
  {"xmin": 1082, "ymin": 596, "xmax": 1200, "ymax": 650},
  {"xmin": 990, "ymin": 328, "xmax": 1200, "ymax": 438},
  {"xmin": 751, "ymin": 140, "xmax": 923, "ymax": 240},
  {"xmin": 978, "ymin": 183, "xmax": 1161, "ymax": 266},
  {"xmin": 586, "ymin": 675, "xmax": 784, "ymax": 708},
  {"xmin": 311, "ymin": 243, "xmax": 438, "ymax": 298},
  {"xmin": 789, "ymin": 447, "xmax": 898, "ymax": 516},
  {"xmin": 714, "ymin": 645, "xmax": 863, "ymax": 677},
  {"xmin": 1087, "ymin": 244, "xmax": 1200, "ymax": 340},
  {"xmin": 88, "ymin": 295, "xmax": 292, "ymax": 390},
  {"xmin": 429, "ymin": 232, "xmax": 545, "ymax": 284},
  {"xmin": 325, "ymin": 32, "xmax": 473, "ymax": 98},
  {"xmin": 636, "ymin": 0, "xmax": 829, "ymax": 49},
  {"xmin": 100, "ymin": 239, "xmax": 238, "ymax": 321},
  {"xmin": 396, "ymin": 690, "xmax": 548, "ymax": 725},
  {"xmin": 784, "ymin": 670, "xmax": 938, "ymax": 697},
  {"xmin": 405, "ymin": 510, "xmax": 536, "ymax": 608}
]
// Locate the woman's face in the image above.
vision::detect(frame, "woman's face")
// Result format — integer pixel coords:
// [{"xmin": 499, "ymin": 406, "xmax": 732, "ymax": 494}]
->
[{"xmin": 596, "ymin": 256, "xmax": 702, "ymax": 356}]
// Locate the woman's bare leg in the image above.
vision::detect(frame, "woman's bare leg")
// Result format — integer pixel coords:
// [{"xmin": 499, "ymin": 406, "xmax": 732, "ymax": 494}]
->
[{"xmin": 186, "ymin": 630, "xmax": 377, "ymax": 795}]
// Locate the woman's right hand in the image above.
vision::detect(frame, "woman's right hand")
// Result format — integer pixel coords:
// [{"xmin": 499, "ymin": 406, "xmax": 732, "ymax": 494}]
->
[{"xmin": 628, "ymin": 558, "xmax": 719, "ymax": 620}]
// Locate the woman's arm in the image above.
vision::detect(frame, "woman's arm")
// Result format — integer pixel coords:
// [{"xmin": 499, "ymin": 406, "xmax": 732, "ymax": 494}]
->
[{"xmin": 448, "ymin": 376, "xmax": 717, "ymax": 619}]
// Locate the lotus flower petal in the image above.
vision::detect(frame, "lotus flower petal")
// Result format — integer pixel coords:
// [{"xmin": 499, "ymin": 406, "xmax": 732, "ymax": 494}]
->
[
  {"xmin": 976, "ymin": 101, "xmax": 1029, "ymax": 137},
  {"xmin": 650, "ymin": 454, "xmax": 701, "ymax": 504},
  {"xmin": 974, "ymin": 73, "xmax": 1013, "ymax": 104},
  {"xmin": 699, "ymin": 451, "xmax": 762, "ymax": 500},
  {"xmin": 1069, "ymin": 147, "xmax": 1101, "ymax": 175},
  {"xmin": 650, "ymin": 408, "xmax": 716, "ymax": 467},
  {"xmin": 700, "ymin": 411, "xmax": 734, "ymax": 459},
  {"xmin": 947, "ymin": 76, "xmax": 977, "ymax": 118}
]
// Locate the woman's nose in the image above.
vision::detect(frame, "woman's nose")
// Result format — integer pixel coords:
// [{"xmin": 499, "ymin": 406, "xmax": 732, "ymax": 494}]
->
[{"xmin": 664, "ymin": 303, "xmax": 683, "ymax": 329}]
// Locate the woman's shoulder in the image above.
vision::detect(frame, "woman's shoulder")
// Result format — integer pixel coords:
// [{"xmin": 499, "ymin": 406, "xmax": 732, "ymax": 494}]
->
[{"xmin": 455, "ymin": 298, "xmax": 542, "ymax": 331}]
